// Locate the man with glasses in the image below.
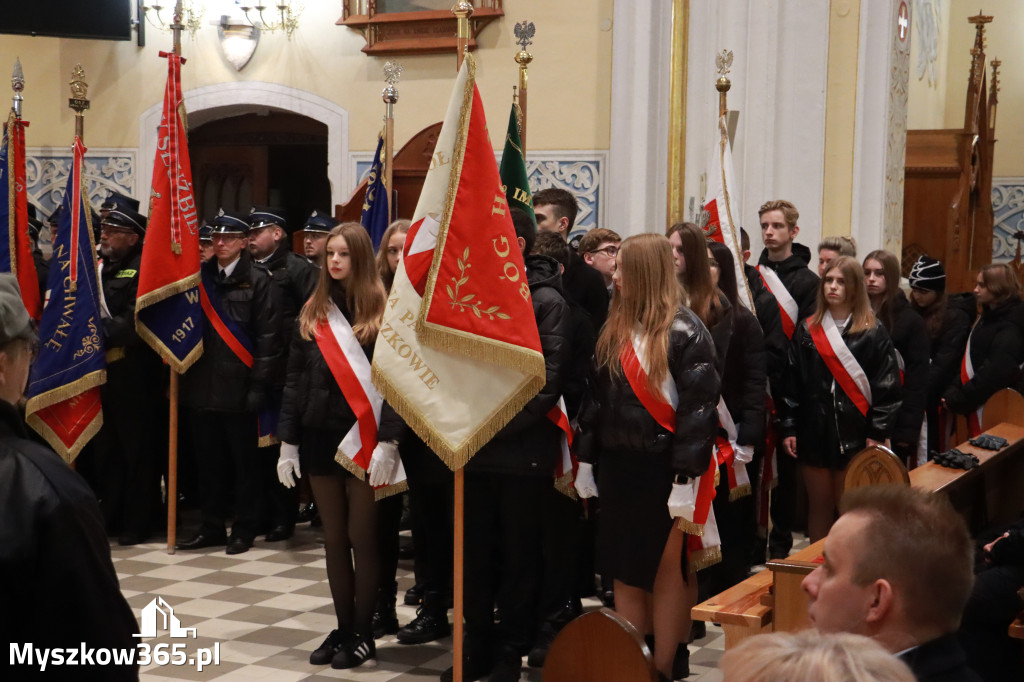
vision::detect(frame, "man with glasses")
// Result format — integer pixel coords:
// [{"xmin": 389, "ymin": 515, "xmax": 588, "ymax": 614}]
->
[
  {"xmin": 577, "ymin": 228, "xmax": 622, "ymax": 293},
  {"xmin": 302, "ymin": 209, "xmax": 335, "ymax": 266},
  {"xmin": 178, "ymin": 209, "xmax": 281, "ymax": 555},
  {"xmin": 96, "ymin": 204, "xmax": 167, "ymax": 545}
]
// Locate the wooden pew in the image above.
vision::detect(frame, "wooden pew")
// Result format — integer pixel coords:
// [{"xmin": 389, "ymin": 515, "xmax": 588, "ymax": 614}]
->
[
  {"xmin": 692, "ymin": 421, "xmax": 1024, "ymax": 646},
  {"xmin": 543, "ymin": 608, "xmax": 657, "ymax": 682}
]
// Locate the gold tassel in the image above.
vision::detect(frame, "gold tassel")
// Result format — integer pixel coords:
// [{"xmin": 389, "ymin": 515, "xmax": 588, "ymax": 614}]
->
[
  {"xmin": 676, "ymin": 517, "xmax": 705, "ymax": 537},
  {"xmin": 729, "ymin": 483, "xmax": 752, "ymax": 502}
]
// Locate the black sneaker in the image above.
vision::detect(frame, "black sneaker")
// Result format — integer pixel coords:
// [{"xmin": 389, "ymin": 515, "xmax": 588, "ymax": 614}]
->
[
  {"xmin": 397, "ymin": 608, "xmax": 451, "ymax": 644},
  {"xmin": 309, "ymin": 629, "xmax": 348, "ymax": 666},
  {"xmin": 332, "ymin": 633, "xmax": 376, "ymax": 669},
  {"xmin": 404, "ymin": 582, "xmax": 425, "ymax": 606},
  {"xmin": 372, "ymin": 593, "xmax": 399, "ymax": 639}
]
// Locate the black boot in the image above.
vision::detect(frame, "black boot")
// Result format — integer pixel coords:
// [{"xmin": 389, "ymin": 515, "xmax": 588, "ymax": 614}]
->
[
  {"xmin": 397, "ymin": 590, "xmax": 451, "ymax": 644},
  {"xmin": 372, "ymin": 581, "xmax": 399, "ymax": 639}
]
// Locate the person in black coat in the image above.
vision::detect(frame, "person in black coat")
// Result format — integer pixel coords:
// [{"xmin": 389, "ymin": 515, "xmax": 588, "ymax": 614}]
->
[
  {"xmin": 863, "ymin": 250, "xmax": 929, "ymax": 466},
  {"xmin": 454, "ymin": 208, "xmax": 573, "ymax": 682},
  {"xmin": 740, "ymin": 227, "xmax": 787, "ymax": 394},
  {"xmin": 277, "ymin": 222, "xmax": 404, "ymax": 670},
  {"xmin": 178, "ymin": 210, "xmax": 281, "ymax": 554},
  {"xmin": 907, "ymin": 256, "xmax": 975, "ymax": 452},
  {"xmin": 575, "ymin": 233, "xmax": 720, "ymax": 681},
  {"xmin": 943, "ymin": 264, "xmax": 1024, "ymax": 425},
  {"xmin": 0, "ymin": 275, "xmax": 139, "ymax": 680},
  {"xmin": 779, "ymin": 256, "xmax": 902, "ymax": 542},
  {"xmin": 94, "ymin": 206, "xmax": 168, "ymax": 545}
]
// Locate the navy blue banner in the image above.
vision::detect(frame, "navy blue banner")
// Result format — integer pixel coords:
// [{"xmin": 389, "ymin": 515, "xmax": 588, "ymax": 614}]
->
[{"xmin": 361, "ymin": 131, "xmax": 390, "ymax": 250}]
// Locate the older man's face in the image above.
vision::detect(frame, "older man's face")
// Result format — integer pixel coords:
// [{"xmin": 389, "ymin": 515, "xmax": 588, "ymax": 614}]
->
[{"xmin": 801, "ymin": 512, "xmax": 878, "ymax": 635}]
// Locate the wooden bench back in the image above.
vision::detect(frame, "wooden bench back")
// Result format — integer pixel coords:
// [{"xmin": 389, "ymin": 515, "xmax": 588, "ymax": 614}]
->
[
  {"xmin": 842, "ymin": 444, "xmax": 910, "ymax": 495},
  {"xmin": 543, "ymin": 608, "xmax": 656, "ymax": 682}
]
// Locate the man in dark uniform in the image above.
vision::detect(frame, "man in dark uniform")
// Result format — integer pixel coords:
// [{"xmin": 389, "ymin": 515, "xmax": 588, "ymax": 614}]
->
[
  {"xmin": 199, "ymin": 221, "xmax": 214, "ymax": 263},
  {"xmin": 247, "ymin": 206, "xmax": 318, "ymax": 541},
  {"xmin": 0, "ymin": 274, "xmax": 140, "ymax": 680},
  {"xmin": 178, "ymin": 209, "xmax": 281, "ymax": 555},
  {"xmin": 302, "ymin": 209, "xmax": 335, "ymax": 266},
  {"xmin": 95, "ymin": 204, "xmax": 168, "ymax": 545}
]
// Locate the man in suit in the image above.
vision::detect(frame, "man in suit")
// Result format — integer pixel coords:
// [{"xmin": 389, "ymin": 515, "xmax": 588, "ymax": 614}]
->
[{"xmin": 801, "ymin": 485, "xmax": 981, "ymax": 682}]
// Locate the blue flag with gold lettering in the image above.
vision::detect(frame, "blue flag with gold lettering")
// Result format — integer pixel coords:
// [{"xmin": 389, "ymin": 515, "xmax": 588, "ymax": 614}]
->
[
  {"xmin": 361, "ymin": 130, "xmax": 390, "ymax": 250},
  {"xmin": 24, "ymin": 137, "xmax": 106, "ymax": 462}
]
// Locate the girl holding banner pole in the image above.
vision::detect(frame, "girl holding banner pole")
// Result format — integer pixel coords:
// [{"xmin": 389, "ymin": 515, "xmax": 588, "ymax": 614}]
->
[
  {"xmin": 277, "ymin": 223, "xmax": 405, "ymax": 670},
  {"xmin": 778, "ymin": 256, "xmax": 902, "ymax": 542},
  {"xmin": 574, "ymin": 233, "xmax": 720, "ymax": 681}
]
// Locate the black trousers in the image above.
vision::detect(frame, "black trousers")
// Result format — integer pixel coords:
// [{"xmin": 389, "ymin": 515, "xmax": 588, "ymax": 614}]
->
[
  {"xmin": 464, "ymin": 471, "xmax": 547, "ymax": 657},
  {"xmin": 404, "ymin": 444, "xmax": 454, "ymax": 600},
  {"xmin": 259, "ymin": 443, "xmax": 297, "ymax": 528},
  {"xmin": 190, "ymin": 410, "xmax": 264, "ymax": 539},
  {"xmin": 376, "ymin": 492, "xmax": 404, "ymax": 592},
  {"xmin": 538, "ymin": 487, "xmax": 585, "ymax": 621},
  {"xmin": 768, "ymin": 439, "xmax": 797, "ymax": 557}
]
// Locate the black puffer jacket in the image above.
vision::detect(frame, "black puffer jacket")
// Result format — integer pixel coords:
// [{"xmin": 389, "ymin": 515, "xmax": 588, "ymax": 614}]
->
[
  {"xmin": 467, "ymin": 254, "xmax": 572, "ymax": 477},
  {"xmin": 878, "ymin": 292, "xmax": 929, "ymax": 447},
  {"xmin": 756, "ymin": 250, "xmax": 820, "ymax": 322},
  {"xmin": 944, "ymin": 297, "xmax": 1024, "ymax": 414},
  {"xmin": 779, "ymin": 318, "xmax": 902, "ymax": 463},
  {"xmin": 576, "ymin": 305, "xmax": 721, "ymax": 479},
  {"xmin": 745, "ymin": 263, "xmax": 788, "ymax": 393},
  {"xmin": 181, "ymin": 252, "xmax": 281, "ymax": 412},
  {"xmin": 255, "ymin": 245, "xmax": 319, "ymax": 389},
  {"xmin": 722, "ymin": 305, "xmax": 767, "ymax": 447},
  {"xmin": 914, "ymin": 292, "xmax": 974, "ymax": 407},
  {"xmin": 707, "ymin": 292, "xmax": 733, "ymax": 376},
  {"xmin": 277, "ymin": 291, "xmax": 403, "ymax": 445}
]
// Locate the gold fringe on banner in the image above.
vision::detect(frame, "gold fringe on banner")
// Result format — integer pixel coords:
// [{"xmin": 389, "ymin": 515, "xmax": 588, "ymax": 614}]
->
[
  {"xmin": 554, "ymin": 471, "xmax": 577, "ymax": 500},
  {"xmin": 729, "ymin": 483, "xmax": 752, "ymax": 501},
  {"xmin": 332, "ymin": 447, "xmax": 410, "ymax": 500},
  {"xmin": 676, "ymin": 517, "xmax": 705, "ymax": 537},
  {"xmin": 688, "ymin": 545, "xmax": 723, "ymax": 574}
]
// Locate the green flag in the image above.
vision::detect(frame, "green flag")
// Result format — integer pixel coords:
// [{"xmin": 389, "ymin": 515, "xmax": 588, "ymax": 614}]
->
[{"xmin": 498, "ymin": 102, "xmax": 535, "ymax": 226}]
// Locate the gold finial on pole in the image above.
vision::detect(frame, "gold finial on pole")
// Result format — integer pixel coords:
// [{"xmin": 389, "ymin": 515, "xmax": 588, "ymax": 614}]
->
[
  {"xmin": 12, "ymin": 58, "xmax": 24, "ymax": 119},
  {"xmin": 68, "ymin": 64, "xmax": 90, "ymax": 140},
  {"xmin": 513, "ymin": 21, "xmax": 535, "ymax": 152},
  {"xmin": 452, "ymin": 0, "xmax": 473, "ymax": 71},
  {"xmin": 382, "ymin": 61, "xmax": 402, "ymax": 220},
  {"xmin": 715, "ymin": 49, "xmax": 733, "ymax": 117}
]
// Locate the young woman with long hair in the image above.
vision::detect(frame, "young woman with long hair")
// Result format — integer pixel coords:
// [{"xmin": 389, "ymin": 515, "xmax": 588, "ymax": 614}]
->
[
  {"xmin": 376, "ymin": 219, "xmax": 410, "ymax": 293},
  {"xmin": 277, "ymin": 223, "xmax": 403, "ymax": 669},
  {"xmin": 778, "ymin": 256, "xmax": 901, "ymax": 541},
  {"xmin": 862, "ymin": 250, "xmax": 929, "ymax": 466},
  {"xmin": 575, "ymin": 233, "xmax": 720, "ymax": 681}
]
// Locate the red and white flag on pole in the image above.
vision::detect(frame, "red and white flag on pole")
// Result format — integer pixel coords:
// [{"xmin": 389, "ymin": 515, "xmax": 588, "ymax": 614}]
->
[{"xmin": 371, "ymin": 54, "xmax": 545, "ymax": 470}]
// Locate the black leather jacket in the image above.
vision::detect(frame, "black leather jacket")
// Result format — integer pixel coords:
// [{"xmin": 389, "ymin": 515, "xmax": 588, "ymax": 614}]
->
[
  {"xmin": 576, "ymin": 305, "xmax": 721, "ymax": 479},
  {"xmin": 181, "ymin": 252, "xmax": 281, "ymax": 412},
  {"xmin": 779, "ymin": 318, "xmax": 902, "ymax": 459}
]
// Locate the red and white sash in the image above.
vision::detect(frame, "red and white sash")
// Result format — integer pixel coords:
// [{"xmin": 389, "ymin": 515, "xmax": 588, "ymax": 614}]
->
[
  {"xmin": 809, "ymin": 312, "xmax": 872, "ymax": 417},
  {"xmin": 620, "ymin": 332, "xmax": 678, "ymax": 433},
  {"xmin": 315, "ymin": 302, "xmax": 406, "ymax": 496},
  {"xmin": 684, "ymin": 454, "xmax": 722, "ymax": 573},
  {"xmin": 716, "ymin": 398, "xmax": 751, "ymax": 501},
  {"xmin": 546, "ymin": 396, "xmax": 578, "ymax": 499},
  {"xmin": 758, "ymin": 265, "xmax": 799, "ymax": 339},
  {"xmin": 960, "ymin": 324, "xmax": 983, "ymax": 437}
]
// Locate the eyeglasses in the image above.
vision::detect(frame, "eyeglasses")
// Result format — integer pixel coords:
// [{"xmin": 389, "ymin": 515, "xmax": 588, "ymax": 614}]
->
[
  {"xmin": 589, "ymin": 245, "xmax": 619, "ymax": 258},
  {"xmin": 211, "ymin": 234, "xmax": 243, "ymax": 242}
]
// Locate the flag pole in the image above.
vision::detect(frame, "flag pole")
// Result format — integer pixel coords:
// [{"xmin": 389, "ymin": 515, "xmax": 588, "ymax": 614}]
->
[
  {"xmin": 12, "ymin": 59, "xmax": 24, "ymax": 120},
  {"xmin": 165, "ymin": 0, "xmax": 185, "ymax": 554},
  {"xmin": 717, "ymin": 56, "xmax": 730, "ymax": 118},
  {"xmin": 382, "ymin": 62, "xmax": 401, "ymax": 222},
  {"xmin": 68, "ymin": 65, "xmax": 89, "ymax": 142},
  {"xmin": 451, "ymin": 5, "xmax": 472, "ymax": 680},
  {"xmin": 513, "ymin": 22, "xmax": 534, "ymax": 152}
]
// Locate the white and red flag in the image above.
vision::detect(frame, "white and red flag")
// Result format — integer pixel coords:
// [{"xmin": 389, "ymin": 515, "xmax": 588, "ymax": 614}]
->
[{"xmin": 372, "ymin": 54, "xmax": 545, "ymax": 470}]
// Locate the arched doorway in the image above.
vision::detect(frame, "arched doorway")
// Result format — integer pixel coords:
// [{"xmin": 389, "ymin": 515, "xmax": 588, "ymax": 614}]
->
[{"xmin": 189, "ymin": 111, "xmax": 331, "ymax": 228}]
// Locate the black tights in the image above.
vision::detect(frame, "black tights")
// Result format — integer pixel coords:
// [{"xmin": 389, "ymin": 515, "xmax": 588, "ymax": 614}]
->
[{"xmin": 310, "ymin": 473, "xmax": 380, "ymax": 637}]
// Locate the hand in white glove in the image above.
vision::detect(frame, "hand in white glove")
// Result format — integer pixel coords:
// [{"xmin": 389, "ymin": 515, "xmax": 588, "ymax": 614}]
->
[
  {"xmin": 667, "ymin": 480, "xmax": 697, "ymax": 521},
  {"xmin": 574, "ymin": 462, "xmax": 598, "ymax": 499},
  {"xmin": 734, "ymin": 443, "xmax": 754, "ymax": 464},
  {"xmin": 277, "ymin": 442, "xmax": 301, "ymax": 488},
  {"xmin": 368, "ymin": 441, "xmax": 400, "ymax": 487}
]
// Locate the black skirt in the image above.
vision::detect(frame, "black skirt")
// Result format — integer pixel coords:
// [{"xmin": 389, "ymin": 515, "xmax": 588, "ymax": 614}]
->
[
  {"xmin": 597, "ymin": 448, "xmax": 676, "ymax": 592},
  {"xmin": 300, "ymin": 427, "xmax": 356, "ymax": 478}
]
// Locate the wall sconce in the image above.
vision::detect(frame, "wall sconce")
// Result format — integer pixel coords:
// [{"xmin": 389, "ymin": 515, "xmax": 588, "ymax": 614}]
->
[
  {"xmin": 142, "ymin": 2, "xmax": 206, "ymax": 39},
  {"xmin": 218, "ymin": 17, "xmax": 260, "ymax": 71},
  {"xmin": 237, "ymin": 2, "xmax": 302, "ymax": 39}
]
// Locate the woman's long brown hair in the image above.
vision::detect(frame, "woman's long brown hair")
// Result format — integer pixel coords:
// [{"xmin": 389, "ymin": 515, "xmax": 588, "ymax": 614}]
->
[
  {"xmin": 376, "ymin": 219, "xmax": 411, "ymax": 292},
  {"xmin": 667, "ymin": 222, "xmax": 722, "ymax": 327},
  {"xmin": 595, "ymin": 234, "xmax": 682, "ymax": 395},
  {"xmin": 863, "ymin": 249, "xmax": 902, "ymax": 331},
  {"xmin": 810, "ymin": 255, "xmax": 875, "ymax": 333},
  {"xmin": 298, "ymin": 222, "xmax": 386, "ymax": 344}
]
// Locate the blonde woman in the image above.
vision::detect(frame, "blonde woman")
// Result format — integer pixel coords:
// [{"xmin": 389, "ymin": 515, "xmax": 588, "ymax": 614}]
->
[
  {"xmin": 778, "ymin": 256, "xmax": 902, "ymax": 541},
  {"xmin": 376, "ymin": 219, "xmax": 410, "ymax": 293},
  {"xmin": 720, "ymin": 630, "xmax": 916, "ymax": 682},
  {"xmin": 575, "ymin": 233, "xmax": 720, "ymax": 681}
]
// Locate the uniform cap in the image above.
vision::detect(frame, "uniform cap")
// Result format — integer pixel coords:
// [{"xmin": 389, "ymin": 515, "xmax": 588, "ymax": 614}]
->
[
  {"xmin": 247, "ymin": 205, "xmax": 288, "ymax": 231},
  {"xmin": 303, "ymin": 210, "xmax": 335, "ymax": 234},
  {"xmin": 210, "ymin": 208, "xmax": 249, "ymax": 234},
  {"xmin": 101, "ymin": 207, "xmax": 147, "ymax": 236}
]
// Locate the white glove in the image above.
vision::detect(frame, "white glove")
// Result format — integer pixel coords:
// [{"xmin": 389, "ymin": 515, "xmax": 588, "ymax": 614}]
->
[
  {"xmin": 368, "ymin": 441, "xmax": 400, "ymax": 487},
  {"xmin": 574, "ymin": 462, "xmax": 598, "ymax": 499},
  {"xmin": 734, "ymin": 443, "xmax": 754, "ymax": 464},
  {"xmin": 667, "ymin": 480, "xmax": 697, "ymax": 521},
  {"xmin": 277, "ymin": 442, "xmax": 301, "ymax": 488}
]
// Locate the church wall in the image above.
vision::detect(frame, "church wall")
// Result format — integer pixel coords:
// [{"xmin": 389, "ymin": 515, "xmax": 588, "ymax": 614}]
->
[{"xmin": 907, "ymin": 0, "xmax": 951, "ymax": 129}]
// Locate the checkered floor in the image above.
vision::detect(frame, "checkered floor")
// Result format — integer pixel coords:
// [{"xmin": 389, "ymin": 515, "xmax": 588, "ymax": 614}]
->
[{"xmin": 110, "ymin": 523, "xmax": 806, "ymax": 681}]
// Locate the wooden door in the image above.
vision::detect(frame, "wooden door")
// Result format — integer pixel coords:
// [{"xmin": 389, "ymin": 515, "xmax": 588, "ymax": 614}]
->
[{"xmin": 191, "ymin": 145, "xmax": 268, "ymax": 221}]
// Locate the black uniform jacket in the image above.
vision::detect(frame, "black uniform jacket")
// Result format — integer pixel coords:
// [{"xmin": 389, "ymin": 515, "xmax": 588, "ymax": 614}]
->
[
  {"xmin": 779, "ymin": 318, "xmax": 902, "ymax": 461},
  {"xmin": 182, "ymin": 251, "xmax": 281, "ymax": 412},
  {"xmin": 943, "ymin": 298, "xmax": 1024, "ymax": 415},
  {"xmin": 898, "ymin": 632, "xmax": 982, "ymax": 682},
  {"xmin": 576, "ymin": 305, "xmax": 721, "ymax": 480},
  {"xmin": 100, "ymin": 243, "xmax": 165, "ymax": 387},
  {"xmin": 468, "ymin": 254, "xmax": 572, "ymax": 477},
  {"xmin": 0, "ymin": 401, "xmax": 139, "ymax": 679},
  {"xmin": 255, "ymin": 245, "xmax": 319, "ymax": 389}
]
